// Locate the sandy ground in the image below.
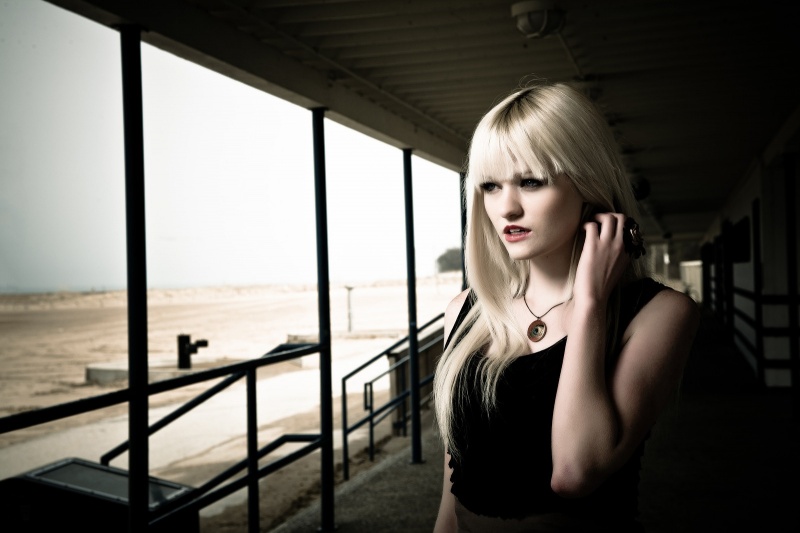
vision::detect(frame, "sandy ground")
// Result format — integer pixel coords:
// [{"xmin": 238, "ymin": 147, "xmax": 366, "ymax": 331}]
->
[{"xmin": 0, "ymin": 274, "xmax": 462, "ymax": 531}]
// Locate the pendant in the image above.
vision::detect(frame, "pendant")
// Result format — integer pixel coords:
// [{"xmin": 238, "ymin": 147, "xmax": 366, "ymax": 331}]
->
[{"xmin": 527, "ymin": 319, "xmax": 547, "ymax": 342}]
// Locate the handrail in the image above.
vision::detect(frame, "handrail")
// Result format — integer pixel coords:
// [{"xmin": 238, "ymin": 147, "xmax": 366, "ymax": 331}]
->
[
  {"xmin": 340, "ymin": 313, "xmax": 444, "ymax": 383},
  {"xmin": 347, "ymin": 335, "xmax": 444, "ymax": 433},
  {"xmin": 0, "ymin": 342, "xmax": 325, "ymax": 531},
  {"xmin": 152, "ymin": 433, "xmax": 323, "ymax": 528},
  {"xmin": 724, "ymin": 281, "xmax": 799, "ymax": 373},
  {"xmin": 362, "ymin": 332, "xmax": 443, "ymax": 459},
  {"xmin": 0, "ymin": 343, "xmax": 320, "ymax": 435},
  {"xmin": 340, "ymin": 314, "xmax": 444, "ymax": 479},
  {"xmin": 99, "ymin": 343, "xmax": 315, "ymax": 465},
  {"xmin": 3, "ymin": 313, "xmax": 447, "ymax": 527}
]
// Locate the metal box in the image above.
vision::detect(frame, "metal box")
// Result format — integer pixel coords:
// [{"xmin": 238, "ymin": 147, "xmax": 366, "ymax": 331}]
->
[{"xmin": 0, "ymin": 457, "xmax": 198, "ymax": 532}]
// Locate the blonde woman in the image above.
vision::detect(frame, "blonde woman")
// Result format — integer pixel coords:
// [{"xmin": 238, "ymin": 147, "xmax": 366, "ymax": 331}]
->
[{"xmin": 433, "ymin": 83, "xmax": 699, "ymax": 532}]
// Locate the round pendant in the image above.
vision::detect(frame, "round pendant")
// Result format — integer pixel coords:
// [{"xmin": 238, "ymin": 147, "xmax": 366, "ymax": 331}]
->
[{"xmin": 527, "ymin": 319, "xmax": 547, "ymax": 342}]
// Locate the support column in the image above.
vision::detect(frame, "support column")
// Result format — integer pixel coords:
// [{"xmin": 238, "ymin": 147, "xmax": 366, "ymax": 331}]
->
[
  {"xmin": 311, "ymin": 107, "xmax": 335, "ymax": 531},
  {"xmin": 119, "ymin": 25, "xmax": 149, "ymax": 533},
  {"xmin": 403, "ymin": 148, "xmax": 423, "ymax": 464}
]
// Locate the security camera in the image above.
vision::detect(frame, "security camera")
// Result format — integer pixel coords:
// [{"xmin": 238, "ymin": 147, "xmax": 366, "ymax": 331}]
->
[{"xmin": 511, "ymin": 1, "xmax": 565, "ymax": 38}]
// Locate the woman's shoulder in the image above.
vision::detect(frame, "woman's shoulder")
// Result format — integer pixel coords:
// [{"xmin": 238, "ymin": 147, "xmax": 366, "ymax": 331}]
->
[
  {"xmin": 623, "ymin": 278, "xmax": 700, "ymax": 342},
  {"xmin": 625, "ymin": 277, "xmax": 696, "ymax": 308},
  {"xmin": 646, "ymin": 285, "xmax": 700, "ymax": 323},
  {"xmin": 621, "ymin": 276, "xmax": 665, "ymax": 300},
  {"xmin": 444, "ymin": 289, "xmax": 473, "ymax": 346},
  {"xmin": 621, "ymin": 277, "xmax": 687, "ymax": 313},
  {"xmin": 446, "ymin": 289, "xmax": 472, "ymax": 316}
]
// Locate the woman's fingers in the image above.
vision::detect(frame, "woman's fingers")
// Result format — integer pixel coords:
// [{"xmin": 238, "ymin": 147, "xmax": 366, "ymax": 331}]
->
[
  {"xmin": 584, "ymin": 213, "xmax": 626, "ymax": 252},
  {"xmin": 583, "ymin": 219, "xmax": 600, "ymax": 239},
  {"xmin": 576, "ymin": 212, "xmax": 631, "ymax": 303},
  {"xmin": 591, "ymin": 212, "xmax": 626, "ymax": 241}
]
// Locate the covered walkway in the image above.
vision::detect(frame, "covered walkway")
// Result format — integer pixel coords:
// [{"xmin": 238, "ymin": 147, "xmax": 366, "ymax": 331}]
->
[
  {"xmin": 3, "ymin": 4, "xmax": 796, "ymax": 531},
  {"xmin": 273, "ymin": 310, "xmax": 797, "ymax": 532}
]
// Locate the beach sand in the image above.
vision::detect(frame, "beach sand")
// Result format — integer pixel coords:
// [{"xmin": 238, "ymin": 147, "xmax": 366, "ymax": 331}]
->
[{"xmin": 0, "ymin": 274, "xmax": 462, "ymax": 531}]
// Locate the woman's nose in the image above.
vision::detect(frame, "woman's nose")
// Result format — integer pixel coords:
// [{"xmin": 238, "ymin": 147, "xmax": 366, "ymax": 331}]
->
[{"xmin": 500, "ymin": 189, "xmax": 523, "ymax": 220}]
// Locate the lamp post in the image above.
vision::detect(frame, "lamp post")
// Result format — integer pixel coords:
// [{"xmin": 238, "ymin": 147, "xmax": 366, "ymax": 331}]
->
[{"xmin": 345, "ymin": 285, "xmax": 354, "ymax": 333}]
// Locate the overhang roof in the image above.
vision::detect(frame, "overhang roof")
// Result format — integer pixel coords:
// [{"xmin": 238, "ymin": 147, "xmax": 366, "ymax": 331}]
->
[{"xmin": 48, "ymin": 0, "xmax": 800, "ymax": 242}]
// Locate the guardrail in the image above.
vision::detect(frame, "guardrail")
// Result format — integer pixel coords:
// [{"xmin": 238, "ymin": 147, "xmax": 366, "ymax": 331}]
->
[
  {"xmin": 0, "ymin": 342, "xmax": 326, "ymax": 532},
  {"xmin": 340, "ymin": 313, "xmax": 444, "ymax": 480}
]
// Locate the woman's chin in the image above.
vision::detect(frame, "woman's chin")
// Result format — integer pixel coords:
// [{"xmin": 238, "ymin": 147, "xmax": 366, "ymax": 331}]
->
[{"xmin": 504, "ymin": 247, "xmax": 535, "ymax": 261}]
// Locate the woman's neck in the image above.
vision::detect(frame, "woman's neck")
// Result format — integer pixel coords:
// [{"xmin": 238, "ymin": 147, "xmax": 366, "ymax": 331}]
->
[{"xmin": 525, "ymin": 252, "xmax": 573, "ymax": 306}]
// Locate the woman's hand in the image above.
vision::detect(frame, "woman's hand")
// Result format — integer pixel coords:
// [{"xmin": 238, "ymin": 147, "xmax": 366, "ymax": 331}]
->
[
  {"xmin": 553, "ymin": 213, "xmax": 699, "ymax": 497},
  {"xmin": 573, "ymin": 212, "xmax": 631, "ymax": 306}
]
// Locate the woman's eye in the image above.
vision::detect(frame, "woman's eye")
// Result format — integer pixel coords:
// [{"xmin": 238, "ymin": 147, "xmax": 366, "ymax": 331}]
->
[
  {"xmin": 480, "ymin": 182, "xmax": 499, "ymax": 192},
  {"xmin": 520, "ymin": 178, "xmax": 544, "ymax": 189}
]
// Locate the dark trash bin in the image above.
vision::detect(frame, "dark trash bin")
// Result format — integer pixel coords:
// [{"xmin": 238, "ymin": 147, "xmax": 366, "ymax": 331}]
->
[{"xmin": 0, "ymin": 457, "xmax": 198, "ymax": 532}]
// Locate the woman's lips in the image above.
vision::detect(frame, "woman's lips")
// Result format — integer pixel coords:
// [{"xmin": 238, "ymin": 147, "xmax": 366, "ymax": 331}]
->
[{"xmin": 503, "ymin": 225, "xmax": 531, "ymax": 242}]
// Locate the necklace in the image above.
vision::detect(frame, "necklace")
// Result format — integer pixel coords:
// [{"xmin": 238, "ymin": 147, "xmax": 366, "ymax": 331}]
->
[{"xmin": 522, "ymin": 295, "xmax": 566, "ymax": 342}]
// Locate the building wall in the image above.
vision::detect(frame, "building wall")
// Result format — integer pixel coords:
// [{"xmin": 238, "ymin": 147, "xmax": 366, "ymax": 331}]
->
[{"xmin": 703, "ymin": 106, "xmax": 800, "ymax": 387}]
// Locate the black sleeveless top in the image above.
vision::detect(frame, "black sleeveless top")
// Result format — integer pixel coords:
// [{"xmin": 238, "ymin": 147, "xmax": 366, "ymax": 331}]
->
[{"xmin": 445, "ymin": 278, "xmax": 667, "ymax": 527}]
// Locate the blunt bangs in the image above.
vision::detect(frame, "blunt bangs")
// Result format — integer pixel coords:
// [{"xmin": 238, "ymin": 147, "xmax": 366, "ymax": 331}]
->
[{"xmin": 467, "ymin": 92, "xmax": 569, "ymax": 191}]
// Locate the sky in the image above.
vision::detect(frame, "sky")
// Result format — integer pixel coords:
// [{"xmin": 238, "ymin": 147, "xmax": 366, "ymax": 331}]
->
[{"xmin": 0, "ymin": 0, "xmax": 463, "ymax": 293}]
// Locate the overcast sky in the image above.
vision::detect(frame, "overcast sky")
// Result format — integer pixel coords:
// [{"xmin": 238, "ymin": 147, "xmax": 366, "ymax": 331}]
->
[{"xmin": 0, "ymin": 0, "xmax": 463, "ymax": 293}]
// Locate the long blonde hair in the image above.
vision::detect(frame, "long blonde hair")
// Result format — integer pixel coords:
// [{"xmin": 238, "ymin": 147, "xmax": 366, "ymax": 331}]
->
[{"xmin": 433, "ymin": 82, "xmax": 649, "ymax": 458}]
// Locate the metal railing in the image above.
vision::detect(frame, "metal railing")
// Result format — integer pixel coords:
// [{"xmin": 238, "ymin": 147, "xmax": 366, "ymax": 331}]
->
[
  {"xmin": 340, "ymin": 313, "xmax": 444, "ymax": 480},
  {"xmin": 0, "ymin": 342, "xmax": 327, "ymax": 532}
]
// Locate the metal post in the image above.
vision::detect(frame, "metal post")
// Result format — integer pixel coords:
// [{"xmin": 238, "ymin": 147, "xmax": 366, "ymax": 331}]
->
[
  {"xmin": 119, "ymin": 25, "xmax": 149, "ymax": 533},
  {"xmin": 341, "ymin": 379, "xmax": 350, "ymax": 480},
  {"xmin": 752, "ymin": 199, "xmax": 764, "ymax": 383},
  {"xmin": 722, "ymin": 221, "xmax": 735, "ymax": 332},
  {"xmin": 177, "ymin": 334, "xmax": 190, "ymax": 369},
  {"xmin": 783, "ymin": 155, "xmax": 799, "ymax": 418},
  {"xmin": 403, "ymin": 148, "xmax": 423, "ymax": 464},
  {"xmin": 399, "ymin": 366, "xmax": 408, "ymax": 436},
  {"xmin": 701, "ymin": 243, "xmax": 713, "ymax": 309},
  {"xmin": 312, "ymin": 107, "xmax": 335, "ymax": 531},
  {"xmin": 459, "ymin": 171, "xmax": 467, "ymax": 291},
  {"xmin": 246, "ymin": 369, "xmax": 259, "ymax": 533}
]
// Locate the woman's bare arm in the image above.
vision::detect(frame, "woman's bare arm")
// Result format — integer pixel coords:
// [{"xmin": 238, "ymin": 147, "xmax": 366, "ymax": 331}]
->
[
  {"xmin": 433, "ymin": 452, "xmax": 457, "ymax": 533},
  {"xmin": 550, "ymin": 214, "xmax": 700, "ymax": 497}
]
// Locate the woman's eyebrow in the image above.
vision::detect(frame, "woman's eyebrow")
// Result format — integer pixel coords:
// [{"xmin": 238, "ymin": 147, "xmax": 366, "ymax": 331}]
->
[{"xmin": 512, "ymin": 171, "xmax": 537, "ymax": 179}]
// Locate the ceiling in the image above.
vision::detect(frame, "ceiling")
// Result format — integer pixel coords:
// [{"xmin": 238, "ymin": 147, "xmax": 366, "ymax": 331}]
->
[{"xmin": 48, "ymin": 0, "xmax": 800, "ymax": 244}]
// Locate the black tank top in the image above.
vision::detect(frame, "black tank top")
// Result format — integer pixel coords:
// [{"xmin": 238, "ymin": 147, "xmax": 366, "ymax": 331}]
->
[{"xmin": 445, "ymin": 278, "xmax": 667, "ymax": 526}]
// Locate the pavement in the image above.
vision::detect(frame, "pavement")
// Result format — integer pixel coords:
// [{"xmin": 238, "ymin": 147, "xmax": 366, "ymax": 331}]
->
[{"xmin": 270, "ymin": 310, "xmax": 798, "ymax": 533}]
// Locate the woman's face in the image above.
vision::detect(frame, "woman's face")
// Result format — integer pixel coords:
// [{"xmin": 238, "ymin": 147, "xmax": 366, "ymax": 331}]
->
[{"xmin": 481, "ymin": 160, "xmax": 584, "ymax": 262}]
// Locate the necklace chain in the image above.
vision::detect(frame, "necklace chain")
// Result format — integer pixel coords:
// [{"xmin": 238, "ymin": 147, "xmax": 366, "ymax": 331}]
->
[{"xmin": 523, "ymin": 295, "xmax": 566, "ymax": 319}]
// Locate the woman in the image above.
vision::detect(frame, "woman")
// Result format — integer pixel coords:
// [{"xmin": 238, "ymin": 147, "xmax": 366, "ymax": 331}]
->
[{"xmin": 432, "ymin": 83, "xmax": 699, "ymax": 532}]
